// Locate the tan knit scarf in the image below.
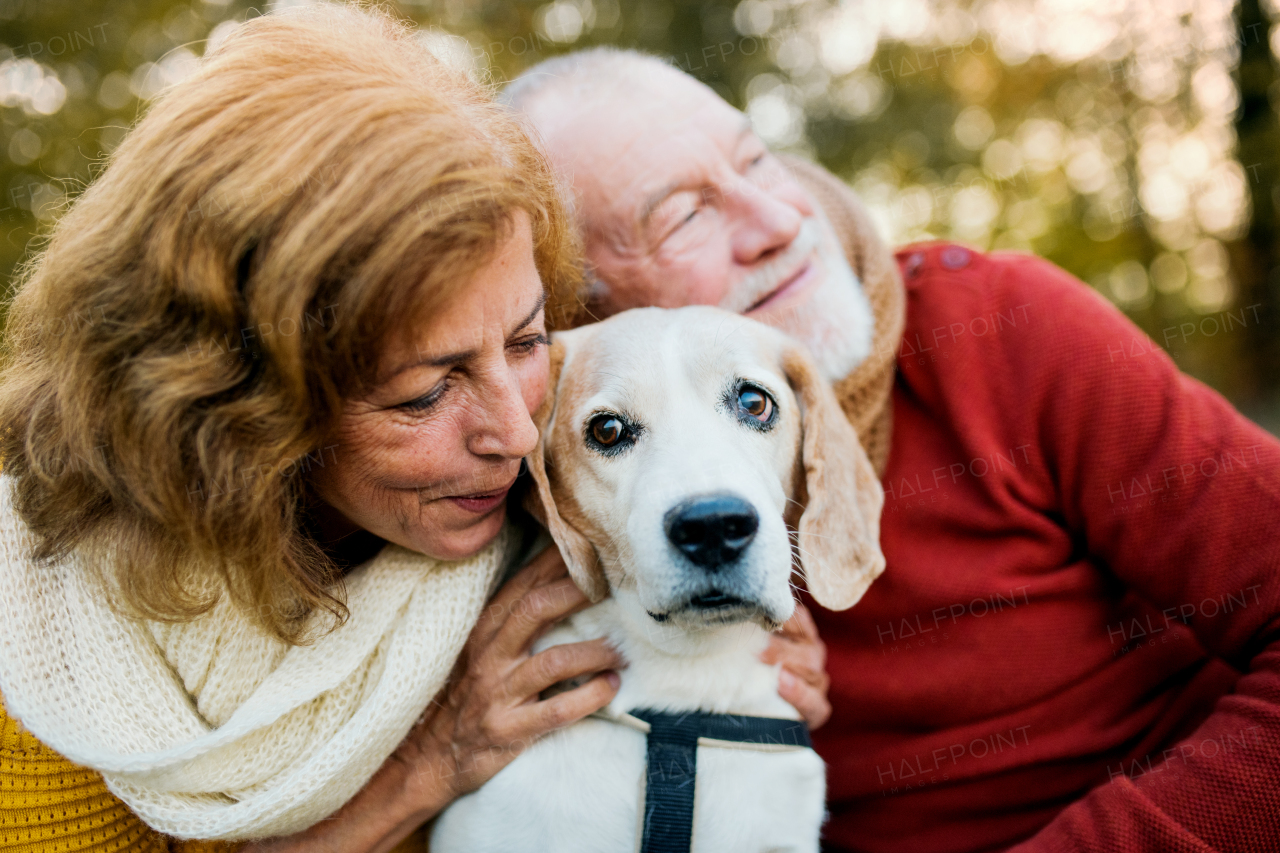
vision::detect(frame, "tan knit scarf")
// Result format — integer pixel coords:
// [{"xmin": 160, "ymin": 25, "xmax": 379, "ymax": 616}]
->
[
  {"xmin": 785, "ymin": 157, "xmax": 906, "ymax": 477},
  {"xmin": 0, "ymin": 481, "xmax": 515, "ymax": 841}
]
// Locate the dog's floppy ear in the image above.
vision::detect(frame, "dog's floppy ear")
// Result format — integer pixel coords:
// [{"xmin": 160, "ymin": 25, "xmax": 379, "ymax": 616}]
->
[
  {"xmin": 782, "ymin": 344, "xmax": 886, "ymax": 610},
  {"xmin": 523, "ymin": 337, "xmax": 608, "ymax": 601}
]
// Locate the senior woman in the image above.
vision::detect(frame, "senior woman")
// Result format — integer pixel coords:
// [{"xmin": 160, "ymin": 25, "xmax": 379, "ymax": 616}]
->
[{"xmin": 0, "ymin": 7, "xmax": 622, "ymax": 852}]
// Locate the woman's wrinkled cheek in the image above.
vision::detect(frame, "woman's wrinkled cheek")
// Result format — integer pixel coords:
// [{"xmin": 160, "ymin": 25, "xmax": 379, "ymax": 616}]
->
[
  {"xmin": 357, "ymin": 409, "xmax": 466, "ymax": 489},
  {"xmin": 308, "ymin": 410, "xmax": 431, "ymax": 527}
]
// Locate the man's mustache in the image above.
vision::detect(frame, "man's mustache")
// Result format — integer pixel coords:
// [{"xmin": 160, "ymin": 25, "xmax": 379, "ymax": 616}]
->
[{"xmin": 718, "ymin": 219, "xmax": 823, "ymax": 314}]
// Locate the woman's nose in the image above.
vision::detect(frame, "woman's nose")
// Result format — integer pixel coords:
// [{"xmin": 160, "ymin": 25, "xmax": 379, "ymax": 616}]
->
[{"xmin": 467, "ymin": 365, "xmax": 540, "ymax": 460}]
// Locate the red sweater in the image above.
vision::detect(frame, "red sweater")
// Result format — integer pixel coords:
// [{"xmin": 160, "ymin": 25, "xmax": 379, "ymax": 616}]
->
[{"xmin": 807, "ymin": 243, "xmax": 1280, "ymax": 853}]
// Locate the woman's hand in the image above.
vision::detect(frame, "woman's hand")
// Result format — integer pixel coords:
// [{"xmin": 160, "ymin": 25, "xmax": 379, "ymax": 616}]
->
[
  {"xmin": 244, "ymin": 545, "xmax": 621, "ymax": 853},
  {"xmin": 398, "ymin": 544, "xmax": 623, "ymax": 801},
  {"xmin": 760, "ymin": 603, "xmax": 832, "ymax": 730}
]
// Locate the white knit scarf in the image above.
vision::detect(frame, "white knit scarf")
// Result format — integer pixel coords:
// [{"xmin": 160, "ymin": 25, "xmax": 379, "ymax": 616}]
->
[{"xmin": 0, "ymin": 479, "xmax": 516, "ymax": 841}]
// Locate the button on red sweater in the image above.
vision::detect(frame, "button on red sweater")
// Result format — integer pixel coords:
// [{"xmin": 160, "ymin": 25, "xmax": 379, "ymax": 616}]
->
[{"xmin": 807, "ymin": 244, "xmax": 1280, "ymax": 853}]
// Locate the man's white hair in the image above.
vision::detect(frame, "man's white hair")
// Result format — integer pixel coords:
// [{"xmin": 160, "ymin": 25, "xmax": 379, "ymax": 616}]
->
[
  {"xmin": 501, "ymin": 47, "xmax": 690, "ymax": 117},
  {"xmin": 502, "ymin": 49, "xmax": 693, "ymax": 314}
]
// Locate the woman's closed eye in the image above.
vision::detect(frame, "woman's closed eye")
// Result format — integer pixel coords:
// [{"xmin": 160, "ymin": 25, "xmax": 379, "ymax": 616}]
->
[
  {"xmin": 398, "ymin": 378, "xmax": 451, "ymax": 412},
  {"xmin": 396, "ymin": 333, "xmax": 545, "ymax": 413},
  {"xmin": 508, "ymin": 332, "xmax": 549, "ymax": 355}
]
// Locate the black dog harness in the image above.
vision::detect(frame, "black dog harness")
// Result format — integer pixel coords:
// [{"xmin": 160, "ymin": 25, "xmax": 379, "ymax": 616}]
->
[{"xmin": 595, "ymin": 707, "xmax": 813, "ymax": 853}]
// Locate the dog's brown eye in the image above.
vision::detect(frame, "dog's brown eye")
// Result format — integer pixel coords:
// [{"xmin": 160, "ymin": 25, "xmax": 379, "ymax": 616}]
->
[
  {"xmin": 585, "ymin": 412, "xmax": 641, "ymax": 456},
  {"xmin": 737, "ymin": 386, "xmax": 773, "ymax": 422},
  {"xmin": 590, "ymin": 415, "xmax": 625, "ymax": 446}
]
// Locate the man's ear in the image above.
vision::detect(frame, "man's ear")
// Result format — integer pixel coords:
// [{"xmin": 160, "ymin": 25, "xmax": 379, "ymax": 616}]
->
[
  {"xmin": 523, "ymin": 337, "xmax": 608, "ymax": 601},
  {"xmin": 782, "ymin": 344, "xmax": 885, "ymax": 610}
]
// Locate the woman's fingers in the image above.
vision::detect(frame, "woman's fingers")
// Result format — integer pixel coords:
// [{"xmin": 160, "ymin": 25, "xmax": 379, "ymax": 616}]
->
[
  {"xmin": 394, "ymin": 548, "xmax": 621, "ymax": 802},
  {"xmin": 507, "ymin": 637, "xmax": 623, "ymax": 699},
  {"xmin": 490, "ymin": 576, "xmax": 596, "ymax": 657},
  {"xmin": 522, "ymin": 543, "xmax": 574, "ymax": 585},
  {"xmin": 492, "ymin": 548, "xmax": 568, "ymax": 614},
  {"xmin": 777, "ymin": 669, "xmax": 832, "ymax": 730},
  {"xmin": 469, "ymin": 546, "xmax": 571, "ymax": 649},
  {"xmin": 510, "ymin": 670, "xmax": 621, "ymax": 735}
]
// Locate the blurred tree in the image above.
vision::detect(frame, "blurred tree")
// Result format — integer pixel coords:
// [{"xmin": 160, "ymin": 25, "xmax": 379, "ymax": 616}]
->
[
  {"xmin": 0, "ymin": 0, "xmax": 219, "ymax": 291},
  {"xmin": 1232, "ymin": 0, "xmax": 1280, "ymax": 414}
]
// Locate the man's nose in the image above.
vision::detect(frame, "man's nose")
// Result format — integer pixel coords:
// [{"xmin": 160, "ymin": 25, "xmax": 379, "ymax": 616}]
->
[
  {"xmin": 467, "ymin": 367, "xmax": 539, "ymax": 460},
  {"xmin": 729, "ymin": 184, "xmax": 804, "ymax": 266}
]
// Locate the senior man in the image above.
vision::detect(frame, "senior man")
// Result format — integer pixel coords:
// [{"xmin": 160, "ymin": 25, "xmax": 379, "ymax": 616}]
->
[{"xmin": 504, "ymin": 49, "xmax": 1280, "ymax": 853}]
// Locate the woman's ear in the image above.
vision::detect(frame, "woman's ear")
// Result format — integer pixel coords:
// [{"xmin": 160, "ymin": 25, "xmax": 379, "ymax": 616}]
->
[
  {"xmin": 782, "ymin": 344, "xmax": 885, "ymax": 610},
  {"xmin": 523, "ymin": 337, "xmax": 608, "ymax": 601}
]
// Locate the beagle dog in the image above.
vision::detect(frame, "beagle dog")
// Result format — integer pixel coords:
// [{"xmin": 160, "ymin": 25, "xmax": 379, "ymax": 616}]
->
[{"xmin": 431, "ymin": 306, "xmax": 885, "ymax": 853}]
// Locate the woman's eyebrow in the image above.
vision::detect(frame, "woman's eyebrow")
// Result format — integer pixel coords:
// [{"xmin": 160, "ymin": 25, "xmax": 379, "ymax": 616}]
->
[
  {"xmin": 510, "ymin": 290, "xmax": 548, "ymax": 336},
  {"xmin": 385, "ymin": 292, "xmax": 548, "ymax": 378}
]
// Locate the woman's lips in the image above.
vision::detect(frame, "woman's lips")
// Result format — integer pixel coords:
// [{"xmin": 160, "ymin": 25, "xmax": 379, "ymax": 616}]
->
[
  {"xmin": 447, "ymin": 481, "xmax": 514, "ymax": 515},
  {"xmin": 745, "ymin": 258, "xmax": 817, "ymax": 314}
]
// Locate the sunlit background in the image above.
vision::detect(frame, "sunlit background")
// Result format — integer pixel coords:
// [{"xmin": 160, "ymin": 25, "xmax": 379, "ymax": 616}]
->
[{"xmin": 3, "ymin": 0, "xmax": 1279, "ymax": 430}]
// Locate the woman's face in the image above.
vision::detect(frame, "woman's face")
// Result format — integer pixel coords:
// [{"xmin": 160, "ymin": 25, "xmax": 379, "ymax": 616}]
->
[{"xmin": 311, "ymin": 212, "xmax": 550, "ymax": 561}]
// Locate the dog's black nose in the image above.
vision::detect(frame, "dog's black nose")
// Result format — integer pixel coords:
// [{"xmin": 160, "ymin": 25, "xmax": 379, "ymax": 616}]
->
[{"xmin": 664, "ymin": 493, "xmax": 759, "ymax": 570}]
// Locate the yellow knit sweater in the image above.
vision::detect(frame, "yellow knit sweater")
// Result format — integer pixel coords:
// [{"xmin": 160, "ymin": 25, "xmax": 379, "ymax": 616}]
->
[{"xmin": 0, "ymin": 699, "xmax": 429, "ymax": 852}]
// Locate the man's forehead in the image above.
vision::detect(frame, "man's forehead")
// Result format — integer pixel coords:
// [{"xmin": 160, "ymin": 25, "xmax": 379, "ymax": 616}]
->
[
  {"xmin": 632, "ymin": 113, "xmax": 753, "ymax": 222},
  {"xmin": 614, "ymin": 104, "xmax": 744, "ymax": 175},
  {"xmin": 548, "ymin": 81, "xmax": 749, "ymax": 219}
]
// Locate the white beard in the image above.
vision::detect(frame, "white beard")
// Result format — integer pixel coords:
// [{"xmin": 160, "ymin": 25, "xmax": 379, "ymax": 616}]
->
[{"xmin": 718, "ymin": 208, "xmax": 875, "ymax": 383}]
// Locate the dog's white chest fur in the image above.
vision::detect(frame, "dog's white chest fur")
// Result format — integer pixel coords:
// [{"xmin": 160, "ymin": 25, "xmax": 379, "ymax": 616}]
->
[{"xmin": 429, "ymin": 598, "xmax": 826, "ymax": 853}]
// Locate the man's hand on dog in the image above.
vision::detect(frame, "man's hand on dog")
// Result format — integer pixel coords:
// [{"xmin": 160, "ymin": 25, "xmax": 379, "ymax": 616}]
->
[{"xmin": 760, "ymin": 603, "xmax": 832, "ymax": 730}]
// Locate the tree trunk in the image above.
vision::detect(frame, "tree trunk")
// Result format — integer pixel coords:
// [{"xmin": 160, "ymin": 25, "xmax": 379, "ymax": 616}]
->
[{"xmin": 1232, "ymin": 0, "xmax": 1280, "ymax": 405}]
